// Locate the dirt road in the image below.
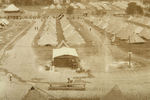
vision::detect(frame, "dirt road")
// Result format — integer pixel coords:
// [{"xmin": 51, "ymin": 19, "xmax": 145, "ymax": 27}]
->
[{"xmin": 0, "ymin": 19, "xmax": 43, "ymax": 80}]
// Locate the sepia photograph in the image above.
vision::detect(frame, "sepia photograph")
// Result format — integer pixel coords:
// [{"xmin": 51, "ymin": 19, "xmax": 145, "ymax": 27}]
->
[{"xmin": 0, "ymin": 0, "xmax": 150, "ymax": 100}]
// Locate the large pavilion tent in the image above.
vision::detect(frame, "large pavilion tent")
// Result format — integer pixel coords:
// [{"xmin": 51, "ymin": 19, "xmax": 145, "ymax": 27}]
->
[
  {"xmin": 4, "ymin": 4, "xmax": 20, "ymax": 12},
  {"xmin": 52, "ymin": 47, "xmax": 79, "ymax": 68},
  {"xmin": 53, "ymin": 47, "xmax": 78, "ymax": 59},
  {"xmin": 139, "ymin": 28, "xmax": 150, "ymax": 39}
]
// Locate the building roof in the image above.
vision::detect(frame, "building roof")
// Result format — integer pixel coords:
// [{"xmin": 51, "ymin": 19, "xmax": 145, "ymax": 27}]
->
[
  {"xmin": 53, "ymin": 47, "xmax": 78, "ymax": 58},
  {"xmin": 4, "ymin": 4, "xmax": 20, "ymax": 12}
]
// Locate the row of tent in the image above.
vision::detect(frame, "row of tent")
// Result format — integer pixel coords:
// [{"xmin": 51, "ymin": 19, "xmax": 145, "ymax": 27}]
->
[
  {"xmin": 60, "ymin": 16, "xmax": 85, "ymax": 46},
  {"xmin": 87, "ymin": 16, "xmax": 150, "ymax": 43},
  {"xmin": 89, "ymin": 2, "xmax": 112, "ymax": 10},
  {"xmin": 70, "ymin": 3, "xmax": 86, "ymax": 9},
  {"xmin": 112, "ymin": 1, "xmax": 128, "ymax": 10},
  {"xmin": 38, "ymin": 16, "xmax": 58, "ymax": 46},
  {"xmin": 42, "ymin": 4, "xmax": 62, "ymax": 9},
  {"xmin": 43, "ymin": 3, "xmax": 86, "ymax": 10},
  {"xmin": 128, "ymin": 16, "xmax": 150, "ymax": 26},
  {"xmin": 50, "ymin": 4, "xmax": 62, "ymax": 9}
]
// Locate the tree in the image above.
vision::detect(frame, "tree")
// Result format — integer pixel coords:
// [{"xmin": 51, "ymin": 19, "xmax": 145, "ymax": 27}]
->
[
  {"xmin": 66, "ymin": 6, "xmax": 74, "ymax": 14},
  {"xmin": 143, "ymin": 0, "xmax": 150, "ymax": 5},
  {"xmin": 125, "ymin": 2, "xmax": 143, "ymax": 15},
  {"xmin": 136, "ymin": 5, "xmax": 144, "ymax": 15}
]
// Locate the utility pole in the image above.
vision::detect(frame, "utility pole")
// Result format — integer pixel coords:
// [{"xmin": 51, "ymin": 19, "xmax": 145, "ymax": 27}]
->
[{"xmin": 128, "ymin": 36, "xmax": 132, "ymax": 68}]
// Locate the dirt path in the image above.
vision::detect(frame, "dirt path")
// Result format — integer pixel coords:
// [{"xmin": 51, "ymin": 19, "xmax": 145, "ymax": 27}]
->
[
  {"xmin": 56, "ymin": 19, "xmax": 66, "ymax": 43},
  {"xmin": 0, "ymin": 19, "xmax": 43, "ymax": 80},
  {"xmin": 0, "ymin": 21, "xmax": 34, "ymax": 62}
]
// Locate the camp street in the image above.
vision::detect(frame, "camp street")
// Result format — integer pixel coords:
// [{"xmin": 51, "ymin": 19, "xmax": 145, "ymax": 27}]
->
[{"xmin": 0, "ymin": 19, "xmax": 43, "ymax": 80}]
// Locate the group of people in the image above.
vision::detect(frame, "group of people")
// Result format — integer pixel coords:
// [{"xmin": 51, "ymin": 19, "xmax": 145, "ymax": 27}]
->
[{"xmin": 35, "ymin": 26, "xmax": 39, "ymax": 30}]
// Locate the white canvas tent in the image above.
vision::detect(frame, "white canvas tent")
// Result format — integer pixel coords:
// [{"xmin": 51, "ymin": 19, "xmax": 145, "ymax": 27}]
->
[
  {"xmin": 139, "ymin": 28, "xmax": 150, "ymax": 39},
  {"xmin": 76, "ymin": 3, "xmax": 86, "ymax": 9},
  {"xmin": 53, "ymin": 47, "xmax": 78, "ymax": 58},
  {"xmin": 134, "ymin": 26, "xmax": 143, "ymax": 33},
  {"xmin": 42, "ymin": 6, "xmax": 49, "ymax": 10},
  {"xmin": 4, "ymin": 4, "xmax": 20, "ymax": 12},
  {"xmin": 50, "ymin": 4, "xmax": 56, "ymax": 9},
  {"xmin": 56, "ymin": 4, "xmax": 62, "ymax": 9},
  {"xmin": 70, "ymin": 3, "xmax": 78, "ymax": 9},
  {"xmin": 101, "ymin": 3, "xmax": 111, "ymax": 10},
  {"xmin": 127, "ymin": 33, "xmax": 146, "ymax": 43},
  {"xmin": 0, "ymin": 19, "xmax": 9, "ymax": 25}
]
